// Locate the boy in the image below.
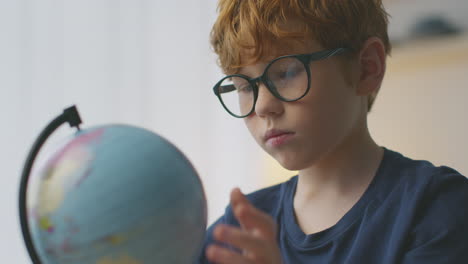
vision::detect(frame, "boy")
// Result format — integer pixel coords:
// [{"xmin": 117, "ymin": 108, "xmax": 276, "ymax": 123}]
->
[{"xmin": 198, "ymin": 0, "xmax": 468, "ymax": 263}]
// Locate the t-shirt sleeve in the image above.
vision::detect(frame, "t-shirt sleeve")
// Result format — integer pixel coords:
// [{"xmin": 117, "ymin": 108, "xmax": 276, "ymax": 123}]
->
[{"xmin": 401, "ymin": 171, "xmax": 468, "ymax": 263}]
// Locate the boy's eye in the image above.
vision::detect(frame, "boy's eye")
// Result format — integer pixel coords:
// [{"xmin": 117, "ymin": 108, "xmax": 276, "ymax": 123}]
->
[
  {"xmin": 279, "ymin": 69, "xmax": 297, "ymax": 79},
  {"xmin": 268, "ymin": 58, "xmax": 304, "ymax": 82},
  {"xmin": 274, "ymin": 65, "xmax": 303, "ymax": 79}
]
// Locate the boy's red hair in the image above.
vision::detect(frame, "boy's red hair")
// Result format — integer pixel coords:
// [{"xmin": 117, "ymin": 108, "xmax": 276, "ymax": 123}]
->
[{"xmin": 210, "ymin": 0, "xmax": 391, "ymax": 111}]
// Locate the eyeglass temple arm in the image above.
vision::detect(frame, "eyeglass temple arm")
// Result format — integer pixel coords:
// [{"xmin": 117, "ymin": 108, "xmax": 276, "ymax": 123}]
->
[
  {"xmin": 217, "ymin": 84, "xmax": 236, "ymax": 94},
  {"xmin": 305, "ymin": 47, "xmax": 349, "ymax": 61}
]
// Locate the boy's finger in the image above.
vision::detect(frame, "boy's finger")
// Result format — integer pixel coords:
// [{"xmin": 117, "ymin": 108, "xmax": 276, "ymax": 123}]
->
[
  {"xmin": 230, "ymin": 188, "xmax": 276, "ymax": 239},
  {"xmin": 206, "ymin": 244, "xmax": 252, "ymax": 264},
  {"xmin": 229, "ymin": 187, "xmax": 250, "ymax": 229},
  {"xmin": 235, "ymin": 203, "xmax": 277, "ymax": 240},
  {"xmin": 213, "ymin": 224, "xmax": 268, "ymax": 254},
  {"xmin": 229, "ymin": 187, "xmax": 246, "ymax": 210}
]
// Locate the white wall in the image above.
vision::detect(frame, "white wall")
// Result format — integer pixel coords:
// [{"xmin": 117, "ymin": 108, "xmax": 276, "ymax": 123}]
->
[
  {"xmin": 0, "ymin": 0, "xmax": 263, "ymax": 262},
  {"xmin": 369, "ymin": 34, "xmax": 468, "ymax": 176},
  {"xmin": 385, "ymin": 0, "xmax": 468, "ymax": 42}
]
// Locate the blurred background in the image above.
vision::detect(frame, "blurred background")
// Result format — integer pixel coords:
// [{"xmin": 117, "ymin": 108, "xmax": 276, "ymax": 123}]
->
[{"xmin": 0, "ymin": 0, "xmax": 467, "ymax": 262}]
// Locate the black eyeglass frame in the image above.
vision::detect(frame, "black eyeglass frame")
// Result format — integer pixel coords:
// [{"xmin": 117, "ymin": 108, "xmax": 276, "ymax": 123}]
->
[{"xmin": 213, "ymin": 47, "xmax": 349, "ymax": 118}]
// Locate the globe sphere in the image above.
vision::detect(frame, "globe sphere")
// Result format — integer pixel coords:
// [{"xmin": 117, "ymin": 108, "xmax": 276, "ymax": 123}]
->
[{"xmin": 27, "ymin": 124, "xmax": 207, "ymax": 264}]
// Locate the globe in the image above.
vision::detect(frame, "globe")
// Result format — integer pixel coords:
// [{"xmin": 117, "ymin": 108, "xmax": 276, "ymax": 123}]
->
[{"xmin": 26, "ymin": 124, "xmax": 207, "ymax": 264}]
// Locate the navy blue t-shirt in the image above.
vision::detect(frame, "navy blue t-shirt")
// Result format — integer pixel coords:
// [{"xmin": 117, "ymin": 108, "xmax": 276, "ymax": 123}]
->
[{"xmin": 198, "ymin": 148, "xmax": 468, "ymax": 263}]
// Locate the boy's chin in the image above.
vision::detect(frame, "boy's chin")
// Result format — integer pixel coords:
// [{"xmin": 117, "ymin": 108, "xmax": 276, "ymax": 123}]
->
[{"xmin": 273, "ymin": 155, "xmax": 306, "ymax": 172}]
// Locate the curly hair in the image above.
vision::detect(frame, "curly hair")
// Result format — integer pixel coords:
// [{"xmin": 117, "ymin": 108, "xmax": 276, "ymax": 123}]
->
[{"xmin": 210, "ymin": 0, "xmax": 391, "ymax": 111}]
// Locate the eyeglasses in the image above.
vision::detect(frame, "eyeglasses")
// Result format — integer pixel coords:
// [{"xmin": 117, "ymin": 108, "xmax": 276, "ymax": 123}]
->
[{"xmin": 213, "ymin": 47, "xmax": 348, "ymax": 118}]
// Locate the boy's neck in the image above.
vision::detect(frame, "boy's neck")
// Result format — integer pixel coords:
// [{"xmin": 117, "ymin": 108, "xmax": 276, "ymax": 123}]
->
[{"xmin": 295, "ymin": 123, "xmax": 384, "ymax": 203}]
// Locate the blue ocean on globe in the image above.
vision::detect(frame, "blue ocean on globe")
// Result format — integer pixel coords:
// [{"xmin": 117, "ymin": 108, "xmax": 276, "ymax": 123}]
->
[{"xmin": 27, "ymin": 124, "xmax": 207, "ymax": 264}]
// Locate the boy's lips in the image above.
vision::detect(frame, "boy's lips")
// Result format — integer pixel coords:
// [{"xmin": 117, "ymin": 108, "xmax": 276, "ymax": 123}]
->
[{"xmin": 263, "ymin": 129, "xmax": 295, "ymax": 146}]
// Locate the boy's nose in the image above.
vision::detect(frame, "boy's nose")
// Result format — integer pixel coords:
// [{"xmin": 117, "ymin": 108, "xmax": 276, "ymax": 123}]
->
[{"xmin": 254, "ymin": 82, "xmax": 284, "ymax": 117}]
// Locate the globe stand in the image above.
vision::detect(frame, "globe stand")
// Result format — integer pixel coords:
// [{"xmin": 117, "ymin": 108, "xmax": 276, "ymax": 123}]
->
[{"xmin": 19, "ymin": 105, "xmax": 83, "ymax": 264}]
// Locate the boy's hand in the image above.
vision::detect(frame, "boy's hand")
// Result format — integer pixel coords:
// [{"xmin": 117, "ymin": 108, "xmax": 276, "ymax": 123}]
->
[{"xmin": 206, "ymin": 188, "xmax": 282, "ymax": 264}]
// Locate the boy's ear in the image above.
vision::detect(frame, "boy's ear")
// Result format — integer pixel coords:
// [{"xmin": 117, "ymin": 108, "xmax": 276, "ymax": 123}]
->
[{"xmin": 356, "ymin": 37, "xmax": 387, "ymax": 96}]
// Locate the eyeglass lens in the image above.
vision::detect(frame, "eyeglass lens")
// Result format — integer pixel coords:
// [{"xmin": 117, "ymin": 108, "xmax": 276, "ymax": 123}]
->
[{"xmin": 217, "ymin": 56, "xmax": 308, "ymax": 117}]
